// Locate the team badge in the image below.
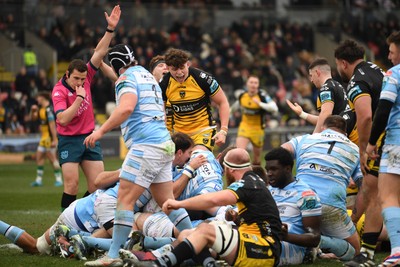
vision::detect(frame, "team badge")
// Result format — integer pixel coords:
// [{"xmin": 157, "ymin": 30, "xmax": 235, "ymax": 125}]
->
[
  {"xmin": 179, "ymin": 90, "xmax": 185, "ymax": 98},
  {"xmin": 60, "ymin": 150, "xmax": 68, "ymax": 160},
  {"xmin": 203, "ymin": 138, "xmax": 209, "ymax": 144}
]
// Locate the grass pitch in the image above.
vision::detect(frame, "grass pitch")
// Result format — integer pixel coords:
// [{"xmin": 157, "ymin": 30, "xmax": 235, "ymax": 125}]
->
[{"xmin": 0, "ymin": 157, "xmax": 388, "ymax": 267}]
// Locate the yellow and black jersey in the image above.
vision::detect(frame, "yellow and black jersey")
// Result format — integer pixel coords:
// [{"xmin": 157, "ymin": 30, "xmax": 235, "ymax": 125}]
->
[
  {"xmin": 316, "ymin": 78, "xmax": 348, "ymax": 116},
  {"xmin": 39, "ymin": 105, "xmax": 55, "ymax": 139},
  {"xmin": 341, "ymin": 108, "xmax": 359, "ymax": 145},
  {"xmin": 346, "ymin": 61, "xmax": 384, "ymax": 116},
  {"xmin": 238, "ymin": 91, "xmax": 272, "ymax": 129},
  {"xmin": 159, "ymin": 67, "xmax": 220, "ymax": 134},
  {"xmin": 165, "ymin": 100, "xmax": 173, "ymax": 133},
  {"xmin": 227, "ymin": 171, "xmax": 282, "ymax": 249}
]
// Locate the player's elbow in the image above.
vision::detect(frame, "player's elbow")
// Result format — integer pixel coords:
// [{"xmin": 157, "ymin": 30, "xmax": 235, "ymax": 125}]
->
[
  {"xmin": 269, "ymin": 104, "xmax": 279, "ymax": 113},
  {"xmin": 121, "ymin": 106, "xmax": 134, "ymax": 117},
  {"xmin": 57, "ymin": 117, "xmax": 69, "ymax": 126}
]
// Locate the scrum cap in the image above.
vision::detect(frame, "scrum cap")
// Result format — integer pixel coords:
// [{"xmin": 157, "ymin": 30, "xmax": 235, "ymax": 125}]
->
[{"xmin": 108, "ymin": 44, "xmax": 135, "ymax": 75}]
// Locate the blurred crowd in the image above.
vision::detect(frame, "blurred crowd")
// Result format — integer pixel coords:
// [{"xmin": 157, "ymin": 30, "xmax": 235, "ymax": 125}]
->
[{"xmin": 0, "ymin": 0, "xmax": 399, "ymax": 135}]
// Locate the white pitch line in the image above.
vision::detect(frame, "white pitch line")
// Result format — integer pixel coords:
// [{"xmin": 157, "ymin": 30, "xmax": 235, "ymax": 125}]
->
[
  {"xmin": 0, "ymin": 243, "xmax": 23, "ymax": 252},
  {"xmin": 2, "ymin": 210, "xmax": 60, "ymax": 216}
]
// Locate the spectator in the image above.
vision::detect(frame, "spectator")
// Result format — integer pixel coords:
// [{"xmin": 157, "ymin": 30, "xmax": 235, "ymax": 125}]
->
[{"xmin": 23, "ymin": 44, "xmax": 39, "ymax": 77}]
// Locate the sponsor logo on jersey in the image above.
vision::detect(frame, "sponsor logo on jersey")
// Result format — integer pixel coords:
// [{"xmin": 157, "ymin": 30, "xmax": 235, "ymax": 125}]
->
[
  {"xmin": 210, "ymin": 80, "xmax": 219, "ymax": 93},
  {"xmin": 309, "ymin": 163, "xmax": 335, "ymax": 174},
  {"xmin": 348, "ymin": 85, "xmax": 362, "ymax": 100},
  {"xmin": 301, "ymin": 190, "xmax": 316, "ymax": 197},
  {"xmin": 320, "ymin": 91, "xmax": 332, "ymax": 102}
]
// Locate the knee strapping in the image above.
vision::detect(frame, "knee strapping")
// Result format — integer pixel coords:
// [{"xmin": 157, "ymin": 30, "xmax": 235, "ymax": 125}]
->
[
  {"xmin": 211, "ymin": 222, "xmax": 238, "ymax": 257},
  {"xmin": 36, "ymin": 234, "xmax": 51, "ymax": 255}
]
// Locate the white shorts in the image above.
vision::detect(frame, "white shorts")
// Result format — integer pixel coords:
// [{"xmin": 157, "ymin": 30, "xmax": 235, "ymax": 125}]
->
[
  {"xmin": 94, "ymin": 193, "xmax": 117, "ymax": 229},
  {"xmin": 142, "ymin": 212, "xmax": 174, "ymax": 237},
  {"xmin": 120, "ymin": 141, "xmax": 174, "ymax": 188},
  {"xmin": 320, "ymin": 205, "xmax": 356, "ymax": 239},
  {"xmin": 37, "ymin": 146, "xmax": 56, "ymax": 153},
  {"xmin": 279, "ymin": 241, "xmax": 305, "ymax": 266},
  {"xmin": 380, "ymin": 144, "xmax": 400, "ymax": 174},
  {"xmin": 142, "ymin": 197, "xmax": 162, "ymax": 213},
  {"xmin": 49, "ymin": 200, "xmax": 80, "ymax": 236}
]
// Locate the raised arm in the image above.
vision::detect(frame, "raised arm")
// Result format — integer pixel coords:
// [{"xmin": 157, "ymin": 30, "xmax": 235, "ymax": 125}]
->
[
  {"xmin": 100, "ymin": 61, "xmax": 118, "ymax": 82},
  {"xmin": 90, "ymin": 5, "xmax": 121, "ymax": 68}
]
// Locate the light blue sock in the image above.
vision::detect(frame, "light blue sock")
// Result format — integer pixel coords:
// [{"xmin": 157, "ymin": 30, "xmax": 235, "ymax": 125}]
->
[
  {"xmin": 382, "ymin": 207, "xmax": 400, "ymax": 250},
  {"xmin": 82, "ymin": 236, "xmax": 113, "ymax": 251},
  {"xmin": 143, "ymin": 236, "xmax": 174, "ymax": 250},
  {"xmin": 320, "ymin": 235, "xmax": 355, "ymax": 261},
  {"xmin": 168, "ymin": 208, "xmax": 192, "ymax": 232},
  {"xmin": 0, "ymin": 220, "xmax": 25, "ymax": 243},
  {"xmin": 108, "ymin": 210, "xmax": 134, "ymax": 258},
  {"xmin": 68, "ymin": 229, "xmax": 91, "ymax": 238}
]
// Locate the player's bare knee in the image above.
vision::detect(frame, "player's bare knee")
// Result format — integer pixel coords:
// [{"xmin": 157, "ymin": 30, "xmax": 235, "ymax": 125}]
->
[
  {"xmin": 177, "ymin": 229, "xmax": 194, "ymax": 242},
  {"xmin": 196, "ymin": 223, "xmax": 216, "ymax": 244}
]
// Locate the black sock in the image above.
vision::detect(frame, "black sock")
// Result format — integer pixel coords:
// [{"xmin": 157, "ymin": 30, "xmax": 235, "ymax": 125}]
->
[
  {"xmin": 61, "ymin": 192, "xmax": 76, "ymax": 211},
  {"xmin": 362, "ymin": 232, "xmax": 381, "ymax": 250},
  {"xmin": 82, "ymin": 190, "xmax": 90, "ymax": 198},
  {"xmin": 157, "ymin": 239, "xmax": 195, "ymax": 267},
  {"xmin": 193, "ymin": 248, "xmax": 215, "ymax": 267}
]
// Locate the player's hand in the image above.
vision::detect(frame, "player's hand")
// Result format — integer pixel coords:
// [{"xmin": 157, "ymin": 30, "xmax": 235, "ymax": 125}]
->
[
  {"xmin": 366, "ymin": 143, "xmax": 379, "ymax": 160},
  {"xmin": 51, "ymin": 139, "xmax": 58, "ymax": 148},
  {"xmin": 105, "ymin": 5, "xmax": 121, "ymax": 30},
  {"xmin": 286, "ymin": 99, "xmax": 303, "ymax": 116},
  {"xmin": 83, "ymin": 130, "xmax": 104, "ymax": 148},
  {"xmin": 225, "ymin": 207, "xmax": 238, "ymax": 222},
  {"xmin": 189, "ymin": 154, "xmax": 207, "ymax": 170},
  {"xmin": 281, "ymin": 223, "xmax": 289, "ymax": 241},
  {"xmin": 348, "ymin": 177, "xmax": 357, "ymax": 189},
  {"xmin": 212, "ymin": 131, "xmax": 226, "ymax": 147},
  {"xmin": 252, "ymin": 97, "xmax": 260, "ymax": 105},
  {"xmin": 162, "ymin": 199, "xmax": 181, "ymax": 213},
  {"xmin": 75, "ymin": 85, "xmax": 86, "ymax": 99},
  {"xmin": 359, "ymin": 150, "xmax": 370, "ymax": 176}
]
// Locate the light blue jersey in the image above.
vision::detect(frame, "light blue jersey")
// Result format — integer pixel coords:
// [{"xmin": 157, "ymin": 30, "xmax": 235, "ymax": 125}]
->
[
  {"xmin": 115, "ymin": 65, "xmax": 170, "ymax": 148},
  {"xmin": 174, "ymin": 150, "xmax": 223, "ymax": 200},
  {"xmin": 74, "ymin": 189, "xmax": 105, "ymax": 233},
  {"xmin": 288, "ymin": 129, "xmax": 362, "ymax": 211},
  {"xmin": 270, "ymin": 180, "xmax": 322, "ymax": 265},
  {"xmin": 380, "ymin": 65, "xmax": 400, "ymax": 145}
]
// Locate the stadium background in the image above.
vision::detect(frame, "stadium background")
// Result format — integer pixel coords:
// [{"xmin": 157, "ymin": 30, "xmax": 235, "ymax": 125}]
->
[{"xmin": 1, "ymin": 0, "xmax": 399, "ymax": 156}]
